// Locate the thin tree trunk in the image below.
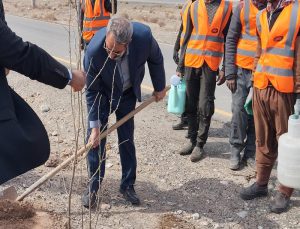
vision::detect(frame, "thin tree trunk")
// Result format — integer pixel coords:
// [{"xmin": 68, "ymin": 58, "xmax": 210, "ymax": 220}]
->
[{"xmin": 32, "ymin": 0, "xmax": 36, "ymax": 8}]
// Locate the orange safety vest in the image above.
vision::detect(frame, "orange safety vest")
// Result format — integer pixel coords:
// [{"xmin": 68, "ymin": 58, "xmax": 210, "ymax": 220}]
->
[
  {"xmin": 82, "ymin": 0, "xmax": 110, "ymax": 43},
  {"xmin": 184, "ymin": 0, "xmax": 232, "ymax": 71},
  {"xmin": 254, "ymin": 1, "xmax": 300, "ymax": 93},
  {"xmin": 180, "ymin": 0, "xmax": 193, "ymax": 46},
  {"xmin": 236, "ymin": 0, "xmax": 259, "ymax": 70}
]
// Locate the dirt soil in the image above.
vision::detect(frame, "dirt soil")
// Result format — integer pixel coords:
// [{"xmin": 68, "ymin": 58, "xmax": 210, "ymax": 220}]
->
[{"xmin": 1, "ymin": 1, "xmax": 300, "ymax": 229}]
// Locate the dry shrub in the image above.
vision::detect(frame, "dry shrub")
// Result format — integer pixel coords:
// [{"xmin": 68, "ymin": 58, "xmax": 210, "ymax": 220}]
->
[{"xmin": 43, "ymin": 12, "xmax": 57, "ymax": 21}]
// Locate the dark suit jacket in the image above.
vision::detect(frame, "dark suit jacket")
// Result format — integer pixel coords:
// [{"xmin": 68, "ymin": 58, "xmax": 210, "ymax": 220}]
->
[
  {"xmin": 84, "ymin": 22, "xmax": 165, "ymax": 125},
  {"xmin": 0, "ymin": 4, "xmax": 70, "ymax": 184}
]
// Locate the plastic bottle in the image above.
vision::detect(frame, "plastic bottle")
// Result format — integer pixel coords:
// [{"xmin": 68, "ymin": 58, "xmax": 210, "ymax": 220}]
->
[
  {"xmin": 277, "ymin": 113, "xmax": 300, "ymax": 189},
  {"xmin": 167, "ymin": 75, "xmax": 186, "ymax": 115}
]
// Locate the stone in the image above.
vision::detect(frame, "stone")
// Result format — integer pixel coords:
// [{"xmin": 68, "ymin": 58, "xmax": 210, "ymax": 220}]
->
[
  {"xmin": 51, "ymin": 131, "xmax": 58, "ymax": 136},
  {"xmin": 192, "ymin": 213, "xmax": 200, "ymax": 220},
  {"xmin": 101, "ymin": 203, "xmax": 111, "ymax": 211},
  {"xmin": 237, "ymin": 211, "xmax": 248, "ymax": 218},
  {"xmin": 106, "ymin": 162, "xmax": 114, "ymax": 168},
  {"xmin": 220, "ymin": 180, "xmax": 229, "ymax": 185},
  {"xmin": 41, "ymin": 104, "xmax": 50, "ymax": 113},
  {"xmin": 175, "ymin": 210, "xmax": 183, "ymax": 215}
]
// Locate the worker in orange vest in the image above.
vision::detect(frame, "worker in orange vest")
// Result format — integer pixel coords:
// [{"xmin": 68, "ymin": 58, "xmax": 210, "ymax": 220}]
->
[
  {"xmin": 225, "ymin": 0, "xmax": 267, "ymax": 170},
  {"xmin": 80, "ymin": 0, "xmax": 117, "ymax": 49},
  {"xmin": 240, "ymin": 0, "xmax": 300, "ymax": 214},
  {"xmin": 172, "ymin": 0, "xmax": 195, "ymax": 134},
  {"xmin": 177, "ymin": 0, "xmax": 232, "ymax": 162}
]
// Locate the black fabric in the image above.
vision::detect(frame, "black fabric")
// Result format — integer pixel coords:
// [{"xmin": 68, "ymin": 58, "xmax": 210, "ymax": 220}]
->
[
  {"xmin": 185, "ymin": 63, "xmax": 217, "ymax": 146},
  {"xmin": 0, "ymin": 78, "xmax": 50, "ymax": 184},
  {"xmin": 0, "ymin": 2, "xmax": 70, "ymax": 184}
]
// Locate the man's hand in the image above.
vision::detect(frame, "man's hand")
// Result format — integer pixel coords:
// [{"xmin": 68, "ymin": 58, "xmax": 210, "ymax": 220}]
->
[
  {"xmin": 70, "ymin": 70, "xmax": 86, "ymax": 92},
  {"xmin": 226, "ymin": 78, "xmax": 237, "ymax": 93},
  {"xmin": 153, "ymin": 89, "xmax": 166, "ymax": 102},
  {"xmin": 4, "ymin": 68, "xmax": 9, "ymax": 76},
  {"xmin": 216, "ymin": 70, "xmax": 226, "ymax": 86},
  {"xmin": 88, "ymin": 128, "xmax": 100, "ymax": 148},
  {"xmin": 173, "ymin": 50, "xmax": 179, "ymax": 64},
  {"xmin": 176, "ymin": 71, "xmax": 183, "ymax": 78}
]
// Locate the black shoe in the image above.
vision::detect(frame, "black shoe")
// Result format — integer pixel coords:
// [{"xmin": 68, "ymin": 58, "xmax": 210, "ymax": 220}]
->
[
  {"xmin": 172, "ymin": 121, "xmax": 188, "ymax": 130},
  {"xmin": 270, "ymin": 192, "xmax": 290, "ymax": 214},
  {"xmin": 240, "ymin": 182, "xmax": 268, "ymax": 200},
  {"xmin": 179, "ymin": 142, "xmax": 196, "ymax": 155},
  {"xmin": 190, "ymin": 146, "xmax": 205, "ymax": 162},
  {"xmin": 82, "ymin": 188, "xmax": 98, "ymax": 209},
  {"xmin": 120, "ymin": 186, "xmax": 140, "ymax": 205},
  {"xmin": 229, "ymin": 160, "xmax": 240, "ymax": 170}
]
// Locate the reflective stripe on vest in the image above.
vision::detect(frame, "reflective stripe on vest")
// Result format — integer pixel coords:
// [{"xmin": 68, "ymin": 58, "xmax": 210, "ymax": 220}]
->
[
  {"xmin": 236, "ymin": 0, "xmax": 259, "ymax": 69},
  {"xmin": 83, "ymin": 0, "xmax": 110, "ymax": 43},
  {"xmin": 254, "ymin": 1, "xmax": 299, "ymax": 93},
  {"xmin": 184, "ymin": 0, "xmax": 232, "ymax": 70}
]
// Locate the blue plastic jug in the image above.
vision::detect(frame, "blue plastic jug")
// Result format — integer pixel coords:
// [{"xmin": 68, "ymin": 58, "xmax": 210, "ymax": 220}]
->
[{"xmin": 167, "ymin": 80, "xmax": 186, "ymax": 115}]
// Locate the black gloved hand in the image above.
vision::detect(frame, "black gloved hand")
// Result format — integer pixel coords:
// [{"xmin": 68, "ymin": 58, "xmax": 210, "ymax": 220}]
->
[{"xmin": 226, "ymin": 77, "xmax": 237, "ymax": 93}]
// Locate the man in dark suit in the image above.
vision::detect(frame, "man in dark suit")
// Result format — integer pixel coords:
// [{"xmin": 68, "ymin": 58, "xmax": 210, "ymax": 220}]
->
[
  {"xmin": 83, "ymin": 15, "xmax": 166, "ymax": 207},
  {"xmin": 0, "ymin": 1, "xmax": 86, "ymax": 184}
]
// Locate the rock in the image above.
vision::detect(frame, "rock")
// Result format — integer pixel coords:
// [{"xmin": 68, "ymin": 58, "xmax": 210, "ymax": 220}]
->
[
  {"xmin": 237, "ymin": 210, "xmax": 248, "ymax": 218},
  {"xmin": 41, "ymin": 104, "xmax": 50, "ymax": 113},
  {"xmin": 214, "ymin": 223, "xmax": 220, "ymax": 229},
  {"xmin": 106, "ymin": 162, "xmax": 114, "ymax": 168},
  {"xmin": 101, "ymin": 204, "xmax": 111, "ymax": 211},
  {"xmin": 51, "ymin": 131, "xmax": 58, "ymax": 136},
  {"xmin": 220, "ymin": 180, "xmax": 229, "ymax": 185},
  {"xmin": 175, "ymin": 210, "xmax": 183, "ymax": 215},
  {"xmin": 200, "ymin": 221, "xmax": 209, "ymax": 226},
  {"xmin": 192, "ymin": 213, "xmax": 200, "ymax": 220},
  {"xmin": 258, "ymin": 226, "xmax": 263, "ymax": 229}
]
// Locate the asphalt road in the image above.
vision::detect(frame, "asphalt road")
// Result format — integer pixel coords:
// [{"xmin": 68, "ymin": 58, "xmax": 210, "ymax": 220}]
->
[
  {"xmin": 119, "ymin": 0, "xmax": 185, "ymax": 4},
  {"xmin": 6, "ymin": 14, "xmax": 232, "ymax": 121}
]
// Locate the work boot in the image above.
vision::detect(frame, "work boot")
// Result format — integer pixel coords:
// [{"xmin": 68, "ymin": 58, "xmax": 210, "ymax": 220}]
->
[
  {"xmin": 229, "ymin": 160, "xmax": 240, "ymax": 170},
  {"xmin": 120, "ymin": 185, "xmax": 141, "ymax": 205},
  {"xmin": 179, "ymin": 142, "xmax": 195, "ymax": 155},
  {"xmin": 270, "ymin": 192, "xmax": 290, "ymax": 214},
  {"xmin": 240, "ymin": 182, "xmax": 268, "ymax": 200},
  {"xmin": 172, "ymin": 120, "xmax": 188, "ymax": 130},
  {"xmin": 229, "ymin": 147, "xmax": 241, "ymax": 170},
  {"xmin": 82, "ymin": 188, "xmax": 98, "ymax": 209},
  {"xmin": 190, "ymin": 145, "xmax": 205, "ymax": 162}
]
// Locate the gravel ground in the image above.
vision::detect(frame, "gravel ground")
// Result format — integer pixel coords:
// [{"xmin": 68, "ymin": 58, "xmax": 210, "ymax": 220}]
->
[{"xmin": 0, "ymin": 71, "xmax": 299, "ymax": 228}]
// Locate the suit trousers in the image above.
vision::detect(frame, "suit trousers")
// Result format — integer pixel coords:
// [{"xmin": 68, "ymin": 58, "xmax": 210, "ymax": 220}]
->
[
  {"xmin": 253, "ymin": 86, "xmax": 294, "ymax": 197},
  {"xmin": 86, "ymin": 89, "xmax": 137, "ymax": 192},
  {"xmin": 229, "ymin": 68, "xmax": 255, "ymax": 160},
  {"xmin": 185, "ymin": 62, "xmax": 217, "ymax": 146}
]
